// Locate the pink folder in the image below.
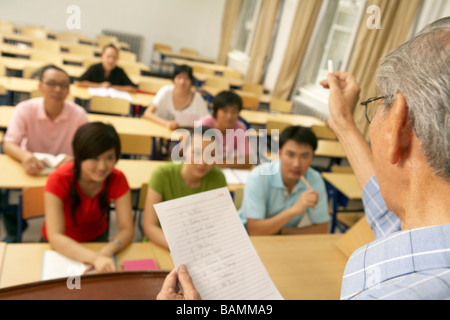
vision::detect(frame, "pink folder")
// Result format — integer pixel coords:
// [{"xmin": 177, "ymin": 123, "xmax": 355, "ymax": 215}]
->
[{"xmin": 121, "ymin": 259, "xmax": 159, "ymax": 271}]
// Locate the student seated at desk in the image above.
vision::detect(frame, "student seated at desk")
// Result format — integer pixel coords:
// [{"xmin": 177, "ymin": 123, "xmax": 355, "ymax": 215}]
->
[
  {"xmin": 238, "ymin": 126, "xmax": 329, "ymax": 236},
  {"xmin": 197, "ymin": 91, "xmax": 252, "ymax": 169},
  {"xmin": 2, "ymin": 64, "xmax": 88, "ymax": 243},
  {"xmin": 142, "ymin": 126, "xmax": 227, "ymax": 249},
  {"xmin": 42, "ymin": 122, "xmax": 134, "ymax": 273},
  {"xmin": 142, "ymin": 64, "xmax": 208, "ymax": 130},
  {"xmin": 74, "ymin": 43, "xmax": 137, "ymax": 93}
]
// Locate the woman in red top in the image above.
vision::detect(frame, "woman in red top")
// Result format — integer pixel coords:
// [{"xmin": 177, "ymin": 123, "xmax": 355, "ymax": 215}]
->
[{"xmin": 42, "ymin": 122, "xmax": 134, "ymax": 273}]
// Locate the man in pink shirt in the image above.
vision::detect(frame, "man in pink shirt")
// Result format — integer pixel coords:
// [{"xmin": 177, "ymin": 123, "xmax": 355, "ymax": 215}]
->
[
  {"xmin": 2, "ymin": 64, "xmax": 88, "ymax": 242},
  {"xmin": 4, "ymin": 65, "xmax": 88, "ymax": 175}
]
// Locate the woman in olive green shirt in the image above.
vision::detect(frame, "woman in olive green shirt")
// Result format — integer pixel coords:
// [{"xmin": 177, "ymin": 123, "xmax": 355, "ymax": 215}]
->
[{"xmin": 142, "ymin": 128, "xmax": 227, "ymax": 249}]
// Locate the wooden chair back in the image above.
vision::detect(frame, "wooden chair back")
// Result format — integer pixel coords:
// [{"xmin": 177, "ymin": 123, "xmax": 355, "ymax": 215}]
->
[
  {"xmin": 180, "ymin": 47, "xmax": 198, "ymax": 56},
  {"xmin": 89, "ymin": 96, "xmax": 131, "ymax": 116},
  {"xmin": 32, "ymin": 39, "xmax": 61, "ymax": 53},
  {"xmin": 241, "ymin": 81, "xmax": 263, "ymax": 95},
  {"xmin": 22, "ymin": 186, "xmax": 45, "ymax": 219},
  {"xmin": 270, "ymin": 97, "xmax": 293, "ymax": 113},
  {"xmin": 311, "ymin": 125, "xmax": 336, "ymax": 140},
  {"xmin": 119, "ymin": 50, "xmax": 137, "ymax": 63},
  {"xmin": 240, "ymin": 94, "xmax": 260, "ymax": 110},
  {"xmin": 205, "ymin": 77, "xmax": 230, "ymax": 91}
]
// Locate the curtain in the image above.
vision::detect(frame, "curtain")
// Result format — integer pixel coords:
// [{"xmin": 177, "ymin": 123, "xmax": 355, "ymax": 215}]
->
[
  {"xmin": 348, "ymin": 0, "xmax": 421, "ymax": 139},
  {"xmin": 245, "ymin": 0, "xmax": 280, "ymax": 83},
  {"xmin": 272, "ymin": 0, "xmax": 323, "ymax": 100},
  {"xmin": 217, "ymin": 0, "xmax": 242, "ymax": 65}
]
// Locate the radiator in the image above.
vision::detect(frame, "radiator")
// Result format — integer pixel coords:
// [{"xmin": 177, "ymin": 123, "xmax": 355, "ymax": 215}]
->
[{"xmin": 101, "ymin": 29, "xmax": 144, "ymax": 61}]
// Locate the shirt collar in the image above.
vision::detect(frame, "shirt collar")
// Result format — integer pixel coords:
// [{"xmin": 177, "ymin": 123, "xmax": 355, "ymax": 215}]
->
[{"xmin": 37, "ymin": 98, "xmax": 69, "ymax": 122}]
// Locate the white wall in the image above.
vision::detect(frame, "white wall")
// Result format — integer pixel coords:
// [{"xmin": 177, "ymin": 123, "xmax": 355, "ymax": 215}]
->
[{"xmin": 0, "ymin": 0, "xmax": 226, "ymax": 65}]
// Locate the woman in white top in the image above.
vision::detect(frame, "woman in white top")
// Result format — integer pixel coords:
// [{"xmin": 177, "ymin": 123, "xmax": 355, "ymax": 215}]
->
[{"xmin": 142, "ymin": 65, "xmax": 208, "ymax": 130}]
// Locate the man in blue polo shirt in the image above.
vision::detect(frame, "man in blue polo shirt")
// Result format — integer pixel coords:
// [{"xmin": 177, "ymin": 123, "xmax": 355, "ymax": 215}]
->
[{"xmin": 238, "ymin": 126, "xmax": 329, "ymax": 235}]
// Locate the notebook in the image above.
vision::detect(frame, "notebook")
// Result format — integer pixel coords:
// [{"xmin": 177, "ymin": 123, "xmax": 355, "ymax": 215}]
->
[{"xmin": 121, "ymin": 259, "xmax": 159, "ymax": 271}]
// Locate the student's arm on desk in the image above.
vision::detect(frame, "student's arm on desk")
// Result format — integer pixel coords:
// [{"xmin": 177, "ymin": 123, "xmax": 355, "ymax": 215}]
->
[
  {"xmin": 142, "ymin": 187, "xmax": 169, "ymax": 250},
  {"xmin": 45, "ymin": 192, "xmax": 116, "ymax": 273},
  {"xmin": 99, "ymin": 190, "xmax": 134, "ymax": 258},
  {"xmin": 3, "ymin": 141, "xmax": 45, "ymax": 175},
  {"xmin": 142, "ymin": 105, "xmax": 178, "ymax": 130}
]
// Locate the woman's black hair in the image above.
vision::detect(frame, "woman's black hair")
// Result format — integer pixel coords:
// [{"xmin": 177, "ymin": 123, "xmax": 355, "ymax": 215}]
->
[
  {"xmin": 211, "ymin": 91, "xmax": 242, "ymax": 118},
  {"xmin": 70, "ymin": 122, "xmax": 121, "ymax": 224},
  {"xmin": 172, "ymin": 64, "xmax": 194, "ymax": 84},
  {"xmin": 279, "ymin": 126, "xmax": 318, "ymax": 151},
  {"xmin": 101, "ymin": 43, "xmax": 118, "ymax": 55}
]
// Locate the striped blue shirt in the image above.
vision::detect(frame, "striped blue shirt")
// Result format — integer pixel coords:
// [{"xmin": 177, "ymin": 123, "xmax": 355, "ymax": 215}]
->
[{"xmin": 340, "ymin": 175, "xmax": 450, "ymax": 300}]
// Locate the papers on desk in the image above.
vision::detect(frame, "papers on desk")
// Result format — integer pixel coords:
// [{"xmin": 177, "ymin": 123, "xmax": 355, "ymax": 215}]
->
[
  {"xmin": 221, "ymin": 168, "xmax": 250, "ymax": 185},
  {"xmin": 41, "ymin": 250, "xmax": 91, "ymax": 281},
  {"xmin": 88, "ymin": 87, "xmax": 132, "ymax": 101},
  {"xmin": 154, "ymin": 187, "xmax": 283, "ymax": 300}
]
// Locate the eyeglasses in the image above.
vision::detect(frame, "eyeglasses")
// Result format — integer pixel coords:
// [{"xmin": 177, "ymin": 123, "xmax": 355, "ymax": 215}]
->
[
  {"xmin": 43, "ymin": 81, "xmax": 70, "ymax": 90},
  {"xmin": 360, "ymin": 96, "xmax": 386, "ymax": 123}
]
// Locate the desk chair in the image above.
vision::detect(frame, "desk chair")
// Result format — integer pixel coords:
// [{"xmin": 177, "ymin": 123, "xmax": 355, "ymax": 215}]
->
[
  {"xmin": 241, "ymin": 81, "xmax": 264, "ymax": 95},
  {"xmin": 120, "ymin": 63, "xmax": 141, "ymax": 77},
  {"xmin": 31, "ymin": 51, "xmax": 63, "ymax": 65},
  {"xmin": 67, "ymin": 44, "xmax": 95, "ymax": 57},
  {"xmin": 0, "ymin": 63, "xmax": 5, "ymax": 77},
  {"xmin": 223, "ymin": 69, "xmax": 242, "ymax": 80},
  {"xmin": 119, "ymin": 133, "xmax": 153, "ymax": 158},
  {"xmin": 139, "ymin": 80, "xmax": 168, "ymax": 95},
  {"xmin": 23, "ymin": 65, "xmax": 41, "ymax": 79},
  {"xmin": 55, "ymin": 32, "xmax": 81, "ymax": 45},
  {"xmin": 32, "ymin": 39, "xmax": 61, "ymax": 53},
  {"xmin": 89, "ymin": 96, "xmax": 131, "ymax": 116},
  {"xmin": 205, "ymin": 77, "xmax": 230, "ymax": 92},
  {"xmin": 0, "ymin": 84, "xmax": 6, "ymax": 95},
  {"xmin": 311, "ymin": 125, "xmax": 336, "ymax": 140},
  {"xmin": 133, "ymin": 183, "xmax": 148, "ymax": 238},
  {"xmin": 152, "ymin": 43, "xmax": 172, "ymax": 72},
  {"xmin": 180, "ymin": 47, "xmax": 198, "ymax": 56},
  {"xmin": 119, "ymin": 50, "xmax": 137, "ymax": 63},
  {"xmin": 83, "ymin": 57, "xmax": 101, "ymax": 69},
  {"xmin": 0, "ymin": 21, "xmax": 14, "ymax": 35},
  {"xmin": 97, "ymin": 35, "xmax": 119, "ymax": 49},
  {"xmin": 269, "ymin": 97, "xmax": 293, "ymax": 114},
  {"xmin": 22, "ymin": 26, "xmax": 48, "ymax": 39},
  {"xmin": 16, "ymin": 186, "xmax": 45, "ymax": 243},
  {"xmin": 193, "ymin": 66, "xmax": 215, "ymax": 76},
  {"xmin": 240, "ymin": 94, "xmax": 260, "ymax": 110}
]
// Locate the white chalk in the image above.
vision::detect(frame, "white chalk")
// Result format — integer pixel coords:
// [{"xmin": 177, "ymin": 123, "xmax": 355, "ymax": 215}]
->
[{"xmin": 328, "ymin": 60, "xmax": 334, "ymax": 73}]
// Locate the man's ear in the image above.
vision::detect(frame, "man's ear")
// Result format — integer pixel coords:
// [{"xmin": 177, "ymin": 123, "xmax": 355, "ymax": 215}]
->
[{"xmin": 387, "ymin": 94, "xmax": 413, "ymax": 165}]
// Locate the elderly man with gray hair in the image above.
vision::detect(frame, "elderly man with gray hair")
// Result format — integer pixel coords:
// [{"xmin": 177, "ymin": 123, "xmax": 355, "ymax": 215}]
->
[
  {"xmin": 156, "ymin": 18, "xmax": 449, "ymax": 300},
  {"xmin": 321, "ymin": 17, "xmax": 449, "ymax": 299}
]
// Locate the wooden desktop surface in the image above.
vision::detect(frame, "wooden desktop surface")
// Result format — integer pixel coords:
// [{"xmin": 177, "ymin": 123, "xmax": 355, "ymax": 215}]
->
[
  {"xmin": 240, "ymin": 109, "xmax": 326, "ymax": 128},
  {"xmin": 157, "ymin": 49, "xmax": 216, "ymax": 64},
  {"xmin": 0, "ymin": 234, "xmax": 347, "ymax": 299},
  {"xmin": 0, "ymin": 242, "xmax": 174, "ymax": 289},
  {"xmin": 321, "ymin": 172, "xmax": 362, "ymax": 200},
  {"xmin": 0, "ymin": 106, "xmax": 171, "ymax": 140},
  {"xmin": 0, "ymin": 77, "xmax": 154, "ymax": 106}
]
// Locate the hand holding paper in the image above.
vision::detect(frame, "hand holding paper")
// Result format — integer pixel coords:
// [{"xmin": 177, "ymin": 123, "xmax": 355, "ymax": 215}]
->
[{"xmin": 154, "ymin": 187, "xmax": 283, "ymax": 300}]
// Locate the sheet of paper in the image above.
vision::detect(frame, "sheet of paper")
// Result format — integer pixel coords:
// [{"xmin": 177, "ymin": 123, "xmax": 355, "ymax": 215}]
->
[
  {"xmin": 88, "ymin": 87, "xmax": 132, "ymax": 101},
  {"xmin": 41, "ymin": 250, "xmax": 90, "ymax": 281},
  {"xmin": 221, "ymin": 168, "xmax": 251, "ymax": 185},
  {"xmin": 154, "ymin": 187, "xmax": 283, "ymax": 300}
]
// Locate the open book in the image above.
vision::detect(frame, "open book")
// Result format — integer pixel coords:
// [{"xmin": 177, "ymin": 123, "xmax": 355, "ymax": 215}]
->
[
  {"xmin": 88, "ymin": 87, "xmax": 132, "ymax": 101},
  {"xmin": 33, "ymin": 152, "xmax": 67, "ymax": 175},
  {"xmin": 41, "ymin": 250, "xmax": 91, "ymax": 281},
  {"xmin": 154, "ymin": 187, "xmax": 283, "ymax": 300}
]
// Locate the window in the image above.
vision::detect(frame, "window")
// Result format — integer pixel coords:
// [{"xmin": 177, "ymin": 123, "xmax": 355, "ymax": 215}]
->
[
  {"xmin": 292, "ymin": 0, "xmax": 365, "ymax": 119},
  {"xmin": 230, "ymin": 0, "xmax": 262, "ymax": 55}
]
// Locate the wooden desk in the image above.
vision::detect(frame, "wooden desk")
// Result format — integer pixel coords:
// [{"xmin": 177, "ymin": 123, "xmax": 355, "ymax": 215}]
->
[
  {"xmin": 0, "ymin": 155, "xmax": 166, "ymax": 190},
  {"xmin": 0, "ymin": 242, "xmax": 6, "ymax": 281},
  {"xmin": 0, "ymin": 106, "xmax": 170, "ymax": 140},
  {"xmin": 240, "ymin": 109, "xmax": 326, "ymax": 128},
  {"xmin": 0, "ymin": 235, "xmax": 346, "ymax": 299},
  {"xmin": 0, "ymin": 242, "xmax": 174, "ymax": 289},
  {"xmin": 0, "ymin": 77, "xmax": 154, "ymax": 106},
  {"xmin": 252, "ymin": 234, "xmax": 346, "ymax": 300},
  {"xmin": 157, "ymin": 49, "xmax": 216, "ymax": 64},
  {"xmin": 321, "ymin": 172, "xmax": 363, "ymax": 234}
]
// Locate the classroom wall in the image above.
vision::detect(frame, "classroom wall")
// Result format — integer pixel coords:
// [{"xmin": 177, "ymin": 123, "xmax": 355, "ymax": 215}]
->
[{"xmin": 0, "ymin": 0, "xmax": 226, "ymax": 65}]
